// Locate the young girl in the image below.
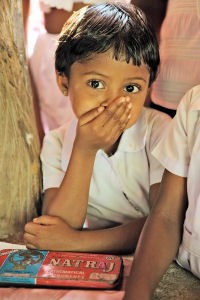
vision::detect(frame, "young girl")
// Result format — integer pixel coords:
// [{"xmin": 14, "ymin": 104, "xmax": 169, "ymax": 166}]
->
[
  {"xmin": 124, "ymin": 85, "xmax": 200, "ymax": 299},
  {"xmin": 29, "ymin": 0, "xmax": 131, "ymax": 133},
  {"xmin": 24, "ymin": 2, "xmax": 171, "ymax": 253}
]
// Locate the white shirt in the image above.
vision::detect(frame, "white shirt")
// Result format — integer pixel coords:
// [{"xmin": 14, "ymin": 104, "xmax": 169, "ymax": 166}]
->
[
  {"xmin": 41, "ymin": 108, "xmax": 170, "ymax": 229},
  {"xmin": 152, "ymin": 85, "xmax": 200, "ymax": 277},
  {"xmin": 151, "ymin": 0, "xmax": 200, "ymax": 109}
]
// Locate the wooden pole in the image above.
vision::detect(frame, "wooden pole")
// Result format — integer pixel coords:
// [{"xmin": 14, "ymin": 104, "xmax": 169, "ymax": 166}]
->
[{"xmin": 0, "ymin": 0, "xmax": 41, "ymax": 243}]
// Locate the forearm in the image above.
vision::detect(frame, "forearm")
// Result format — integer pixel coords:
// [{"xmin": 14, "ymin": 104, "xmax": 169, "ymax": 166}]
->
[
  {"xmin": 124, "ymin": 172, "xmax": 187, "ymax": 300},
  {"xmin": 43, "ymin": 143, "xmax": 96, "ymax": 229},
  {"xmin": 74, "ymin": 217, "xmax": 146, "ymax": 254},
  {"xmin": 124, "ymin": 213, "xmax": 182, "ymax": 299}
]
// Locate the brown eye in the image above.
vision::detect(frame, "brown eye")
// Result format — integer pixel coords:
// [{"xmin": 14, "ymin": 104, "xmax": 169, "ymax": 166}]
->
[
  {"xmin": 124, "ymin": 84, "xmax": 140, "ymax": 93},
  {"xmin": 88, "ymin": 80, "xmax": 104, "ymax": 89}
]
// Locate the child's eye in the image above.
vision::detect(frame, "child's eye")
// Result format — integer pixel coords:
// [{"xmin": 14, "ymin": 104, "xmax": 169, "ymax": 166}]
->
[
  {"xmin": 88, "ymin": 80, "xmax": 104, "ymax": 89},
  {"xmin": 124, "ymin": 84, "xmax": 140, "ymax": 93}
]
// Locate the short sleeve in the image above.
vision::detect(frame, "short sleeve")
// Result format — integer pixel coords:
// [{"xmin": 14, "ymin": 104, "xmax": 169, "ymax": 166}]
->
[
  {"xmin": 152, "ymin": 98, "xmax": 189, "ymax": 177},
  {"xmin": 40, "ymin": 129, "xmax": 65, "ymax": 191},
  {"xmin": 146, "ymin": 109, "xmax": 171, "ymax": 186}
]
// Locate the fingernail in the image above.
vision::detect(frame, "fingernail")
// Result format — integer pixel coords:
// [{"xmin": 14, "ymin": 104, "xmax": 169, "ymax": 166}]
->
[
  {"xmin": 100, "ymin": 101, "xmax": 108, "ymax": 107},
  {"xmin": 125, "ymin": 97, "xmax": 130, "ymax": 102},
  {"xmin": 33, "ymin": 218, "xmax": 38, "ymax": 222},
  {"xmin": 97, "ymin": 106, "xmax": 105, "ymax": 113},
  {"xmin": 119, "ymin": 97, "xmax": 126, "ymax": 103},
  {"xmin": 127, "ymin": 103, "xmax": 132, "ymax": 109}
]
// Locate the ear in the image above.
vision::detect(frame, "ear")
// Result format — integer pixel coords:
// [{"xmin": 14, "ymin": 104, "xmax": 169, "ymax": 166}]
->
[{"xmin": 56, "ymin": 71, "xmax": 69, "ymax": 96}]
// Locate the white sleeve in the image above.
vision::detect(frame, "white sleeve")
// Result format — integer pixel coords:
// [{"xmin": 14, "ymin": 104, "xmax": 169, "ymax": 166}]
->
[
  {"xmin": 147, "ymin": 110, "xmax": 172, "ymax": 186},
  {"xmin": 152, "ymin": 98, "xmax": 190, "ymax": 177},
  {"xmin": 40, "ymin": 130, "xmax": 65, "ymax": 191}
]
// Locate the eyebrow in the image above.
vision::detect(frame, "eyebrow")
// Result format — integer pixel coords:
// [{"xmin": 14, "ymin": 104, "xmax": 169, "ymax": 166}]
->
[
  {"xmin": 82, "ymin": 71, "xmax": 110, "ymax": 78},
  {"xmin": 82, "ymin": 71, "xmax": 147, "ymax": 83},
  {"xmin": 126, "ymin": 77, "xmax": 147, "ymax": 83}
]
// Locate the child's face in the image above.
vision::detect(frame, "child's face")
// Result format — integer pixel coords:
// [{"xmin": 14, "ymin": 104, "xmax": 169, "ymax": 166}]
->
[{"xmin": 59, "ymin": 49, "xmax": 150, "ymax": 129}]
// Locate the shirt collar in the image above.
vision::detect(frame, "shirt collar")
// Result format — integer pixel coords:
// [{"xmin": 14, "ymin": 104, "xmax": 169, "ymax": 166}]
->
[
  {"xmin": 61, "ymin": 109, "xmax": 148, "ymax": 169},
  {"xmin": 61, "ymin": 119, "xmax": 77, "ymax": 170},
  {"xmin": 188, "ymin": 86, "xmax": 200, "ymax": 111},
  {"xmin": 117, "ymin": 109, "xmax": 147, "ymax": 153}
]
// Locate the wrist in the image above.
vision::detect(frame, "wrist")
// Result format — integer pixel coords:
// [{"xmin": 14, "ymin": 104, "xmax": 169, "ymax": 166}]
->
[
  {"xmin": 124, "ymin": 277, "xmax": 153, "ymax": 300},
  {"xmin": 73, "ymin": 138, "xmax": 98, "ymax": 157},
  {"xmin": 124, "ymin": 287, "xmax": 152, "ymax": 300},
  {"xmin": 71, "ymin": 228, "xmax": 84, "ymax": 251}
]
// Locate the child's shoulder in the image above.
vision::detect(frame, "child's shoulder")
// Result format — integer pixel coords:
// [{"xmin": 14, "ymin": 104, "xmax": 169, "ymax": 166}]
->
[
  {"xmin": 140, "ymin": 107, "xmax": 171, "ymax": 142},
  {"xmin": 43, "ymin": 120, "xmax": 75, "ymax": 146},
  {"xmin": 44, "ymin": 123, "xmax": 68, "ymax": 141},
  {"xmin": 142, "ymin": 107, "xmax": 172, "ymax": 124},
  {"xmin": 178, "ymin": 85, "xmax": 200, "ymax": 112}
]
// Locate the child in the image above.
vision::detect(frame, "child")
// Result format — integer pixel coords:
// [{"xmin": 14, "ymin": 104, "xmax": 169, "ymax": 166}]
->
[
  {"xmin": 124, "ymin": 85, "xmax": 200, "ymax": 299},
  {"xmin": 24, "ymin": 2, "xmax": 171, "ymax": 253}
]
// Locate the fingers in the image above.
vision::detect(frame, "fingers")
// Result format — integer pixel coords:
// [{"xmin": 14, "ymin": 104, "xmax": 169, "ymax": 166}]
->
[
  {"xmin": 104, "ymin": 100, "xmax": 131, "ymax": 130},
  {"xmin": 24, "ymin": 216, "xmax": 64, "ymax": 250},
  {"xmin": 24, "ymin": 225, "xmax": 38, "ymax": 249},
  {"xmin": 24, "ymin": 216, "xmax": 59, "ymax": 247},
  {"xmin": 75, "ymin": 96, "xmax": 132, "ymax": 153},
  {"xmin": 33, "ymin": 215, "xmax": 58, "ymax": 225},
  {"xmin": 24, "ymin": 222, "xmax": 37, "ymax": 235},
  {"xmin": 24, "ymin": 232, "xmax": 42, "ymax": 250},
  {"xmin": 79, "ymin": 96, "xmax": 130, "ymax": 127},
  {"xmin": 24, "ymin": 218, "xmax": 52, "ymax": 235},
  {"xmin": 24, "ymin": 221, "xmax": 46, "ymax": 249},
  {"xmin": 100, "ymin": 97, "xmax": 131, "ymax": 136},
  {"xmin": 26, "ymin": 240, "xmax": 37, "ymax": 250},
  {"xmin": 79, "ymin": 106, "xmax": 106, "ymax": 126}
]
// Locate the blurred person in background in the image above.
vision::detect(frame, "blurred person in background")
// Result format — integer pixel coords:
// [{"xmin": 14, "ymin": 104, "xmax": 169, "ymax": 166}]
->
[
  {"xmin": 131, "ymin": 0, "xmax": 167, "ymax": 40},
  {"xmin": 149, "ymin": 0, "xmax": 200, "ymax": 117},
  {"xmin": 131, "ymin": 0, "xmax": 167, "ymax": 106}
]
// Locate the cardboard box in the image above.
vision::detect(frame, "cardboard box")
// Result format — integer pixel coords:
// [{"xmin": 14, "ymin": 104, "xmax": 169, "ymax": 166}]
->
[{"xmin": 0, "ymin": 249, "xmax": 123, "ymax": 289}]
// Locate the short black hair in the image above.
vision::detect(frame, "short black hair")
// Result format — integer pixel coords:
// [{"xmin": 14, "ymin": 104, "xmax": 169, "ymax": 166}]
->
[{"xmin": 55, "ymin": 2, "xmax": 160, "ymax": 86}]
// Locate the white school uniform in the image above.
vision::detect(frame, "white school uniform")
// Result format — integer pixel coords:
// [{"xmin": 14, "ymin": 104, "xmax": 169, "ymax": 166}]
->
[
  {"xmin": 41, "ymin": 108, "xmax": 170, "ymax": 229},
  {"xmin": 152, "ymin": 85, "xmax": 200, "ymax": 278}
]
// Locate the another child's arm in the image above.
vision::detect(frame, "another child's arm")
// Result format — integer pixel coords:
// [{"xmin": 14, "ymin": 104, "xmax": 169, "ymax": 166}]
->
[{"xmin": 123, "ymin": 169, "xmax": 188, "ymax": 300}]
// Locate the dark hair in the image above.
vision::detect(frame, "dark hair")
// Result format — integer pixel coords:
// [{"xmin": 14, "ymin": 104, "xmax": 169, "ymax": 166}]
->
[{"xmin": 55, "ymin": 2, "xmax": 160, "ymax": 86}]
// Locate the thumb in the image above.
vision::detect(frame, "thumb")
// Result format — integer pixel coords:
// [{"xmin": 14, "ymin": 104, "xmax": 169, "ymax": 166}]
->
[{"xmin": 33, "ymin": 215, "xmax": 57, "ymax": 225}]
